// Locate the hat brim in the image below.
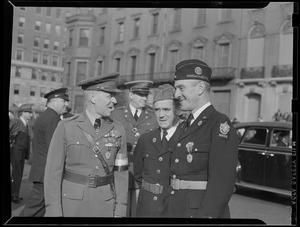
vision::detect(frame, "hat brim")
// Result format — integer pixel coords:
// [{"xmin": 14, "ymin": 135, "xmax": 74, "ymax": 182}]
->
[{"xmin": 102, "ymin": 88, "xmax": 122, "ymax": 93}]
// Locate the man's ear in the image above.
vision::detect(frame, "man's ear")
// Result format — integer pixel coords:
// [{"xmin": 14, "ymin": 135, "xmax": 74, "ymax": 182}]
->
[
  {"xmin": 89, "ymin": 91, "xmax": 96, "ymax": 104},
  {"xmin": 197, "ymin": 81, "xmax": 205, "ymax": 96}
]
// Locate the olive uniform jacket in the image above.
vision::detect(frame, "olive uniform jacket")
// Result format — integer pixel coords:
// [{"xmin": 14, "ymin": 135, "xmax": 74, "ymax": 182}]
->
[
  {"xmin": 111, "ymin": 105, "xmax": 158, "ymax": 189},
  {"xmin": 133, "ymin": 126, "xmax": 181, "ymax": 217},
  {"xmin": 44, "ymin": 111, "xmax": 128, "ymax": 217},
  {"xmin": 28, "ymin": 107, "xmax": 61, "ymax": 183},
  {"xmin": 167, "ymin": 105, "xmax": 238, "ymax": 218}
]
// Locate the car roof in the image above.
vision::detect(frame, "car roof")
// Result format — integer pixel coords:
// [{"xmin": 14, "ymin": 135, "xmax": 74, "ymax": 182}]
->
[{"xmin": 234, "ymin": 121, "xmax": 292, "ymax": 130}]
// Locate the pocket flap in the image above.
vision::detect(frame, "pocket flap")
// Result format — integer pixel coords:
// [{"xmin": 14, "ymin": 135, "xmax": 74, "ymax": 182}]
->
[
  {"xmin": 194, "ymin": 143, "xmax": 210, "ymax": 153},
  {"xmin": 62, "ymin": 180, "xmax": 84, "ymax": 200}
]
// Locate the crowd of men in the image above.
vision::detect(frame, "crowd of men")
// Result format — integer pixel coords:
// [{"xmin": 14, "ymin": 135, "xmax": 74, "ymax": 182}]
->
[{"xmin": 9, "ymin": 59, "xmax": 239, "ymax": 218}]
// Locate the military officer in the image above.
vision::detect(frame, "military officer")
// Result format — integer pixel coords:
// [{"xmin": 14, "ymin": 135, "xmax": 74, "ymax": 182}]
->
[
  {"xmin": 133, "ymin": 84, "xmax": 181, "ymax": 217},
  {"xmin": 20, "ymin": 88, "xmax": 69, "ymax": 216},
  {"xmin": 111, "ymin": 80, "xmax": 158, "ymax": 217},
  {"xmin": 44, "ymin": 73, "xmax": 128, "ymax": 217},
  {"xmin": 166, "ymin": 59, "xmax": 239, "ymax": 218}
]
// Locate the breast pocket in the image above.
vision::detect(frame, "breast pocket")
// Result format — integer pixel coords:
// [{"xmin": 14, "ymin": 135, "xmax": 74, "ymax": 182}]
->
[
  {"xmin": 66, "ymin": 139, "xmax": 91, "ymax": 165},
  {"xmin": 143, "ymin": 152, "xmax": 157, "ymax": 175},
  {"xmin": 189, "ymin": 143, "xmax": 210, "ymax": 168}
]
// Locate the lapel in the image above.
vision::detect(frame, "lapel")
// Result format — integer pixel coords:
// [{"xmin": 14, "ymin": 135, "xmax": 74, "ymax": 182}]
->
[
  {"xmin": 95, "ymin": 118, "xmax": 114, "ymax": 141},
  {"xmin": 150, "ymin": 129, "xmax": 163, "ymax": 155},
  {"xmin": 76, "ymin": 112, "xmax": 97, "ymax": 140},
  {"xmin": 124, "ymin": 105, "xmax": 138, "ymax": 126},
  {"xmin": 179, "ymin": 105, "xmax": 215, "ymax": 141}
]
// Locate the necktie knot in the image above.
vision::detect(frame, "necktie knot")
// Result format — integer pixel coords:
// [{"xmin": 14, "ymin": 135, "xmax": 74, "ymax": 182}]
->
[
  {"xmin": 134, "ymin": 109, "xmax": 139, "ymax": 121},
  {"xmin": 185, "ymin": 114, "xmax": 194, "ymax": 131},
  {"xmin": 94, "ymin": 118, "xmax": 101, "ymax": 131}
]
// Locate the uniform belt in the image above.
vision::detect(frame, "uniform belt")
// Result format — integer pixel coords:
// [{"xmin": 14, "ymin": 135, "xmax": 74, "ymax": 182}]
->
[
  {"xmin": 64, "ymin": 170, "xmax": 113, "ymax": 188},
  {"xmin": 142, "ymin": 179, "xmax": 163, "ymax": 195},
  {"xmin": 170, "ymin": 178, "xmax": 207, "ymax": 190}
]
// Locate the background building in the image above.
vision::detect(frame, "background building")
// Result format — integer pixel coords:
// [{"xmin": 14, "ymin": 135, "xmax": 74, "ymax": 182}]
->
[
  {"xmin": 9, "ymin": 3, "xmax": 293, "ymax": 122},
  {"xmin": 9, "ymin": 6, "xmax": 76, "ymax": 113}
]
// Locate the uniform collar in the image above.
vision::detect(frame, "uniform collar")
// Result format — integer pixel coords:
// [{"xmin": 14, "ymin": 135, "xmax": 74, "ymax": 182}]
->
[
  {"xmin": 129, "ymin": 103, "xmax": 141, "ymax": 117},
  {"xmin": 191, "ymin": 102, "xmax": 211, "ymax": 124},
  {"xmin": 85, "ymin": 108, "xmax": 102, "ymax": 125},
  {"xmin": 160, "ymin": 122, "xmax": 179, "ymax": 140}
]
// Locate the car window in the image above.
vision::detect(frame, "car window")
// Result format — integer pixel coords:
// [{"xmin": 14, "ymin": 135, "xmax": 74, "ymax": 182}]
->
[
  {"xmin": 270, "ymin": 129, "xmax": 292, "ymax": 148},
  {"xmin": 236, "ymin": 128, "xmax": 246, "ymax": 142},
  {"xmin": 241, "ymin": 127, "xmax": 267, "ymax": 145}
]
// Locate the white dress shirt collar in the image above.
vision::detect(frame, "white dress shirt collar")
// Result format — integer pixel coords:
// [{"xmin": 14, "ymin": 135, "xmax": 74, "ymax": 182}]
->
[{"xmin": 190, "ymin": 102, "xmax": 211, "ymax": 124}]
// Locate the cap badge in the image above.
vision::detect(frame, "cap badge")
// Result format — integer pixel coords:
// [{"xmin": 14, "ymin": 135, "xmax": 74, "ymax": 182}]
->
[{"xmin": 195, "ymin": 67, "xmax": 202, "ymax": 75}]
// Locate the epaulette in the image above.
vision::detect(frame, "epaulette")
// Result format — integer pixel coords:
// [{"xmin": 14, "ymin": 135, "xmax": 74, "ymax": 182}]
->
[
  {"xmin": 62, "ymin": 114, "xmax": 79, "ymax": 122},
  {"xmin": 113, "ymin": 106, "xmax": 125, "ymax": 111}
]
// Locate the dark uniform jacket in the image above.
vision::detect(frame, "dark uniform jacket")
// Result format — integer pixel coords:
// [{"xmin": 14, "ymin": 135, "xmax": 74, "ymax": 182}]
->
[
  {"xmin": 133, "ymin": 126, "xmax": 181, "ymax": 217},
  {"xmin": 28, "ymin": 107, "xmax": 60, "ymax": 183},
  {"xmin": 167, "ymin": 105, "xmax": 238, "ymax": 218},
  {"xmin": 44, "ymin": 111, "xmax": 128, "ymax": 217},
  {"xmin": 111, "ymin": 104, "xmax": 158, "ymax": 189}
]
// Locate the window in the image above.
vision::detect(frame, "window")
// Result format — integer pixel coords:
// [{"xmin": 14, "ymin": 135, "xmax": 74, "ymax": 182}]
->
[
  {"xmin": 115, "ymin": 57, "xmax": 121, "ymax": 72},
  {"xmin": 247, "ymin": 24, "xmax": 265, "ymax": 67},
  {"xmin": 30, "ymin": 86, "xmax": 36, "ymax": 97},
  {"xmin": 46, "ymin": 23, "xmax": 51, "ymax": 33},
  {"xmin": 76, "ymin": 61, "xmax": 87, "ymax": 83},
  {"xmin": 34, "ymin": 37, "xmax": 40, "ymax": 47},
  {"xmin": 172, "ymin": 9, "xmax": 181, "ymax": 31},
  {"xmin": 41, "ymin": 72, "xmax": 47, "ymax": 80},
  {"xmin": 46, "ymin": 7, "xmax": 52, "ymax": 17},
  {"xmin": 130, "ymin": 55, "xmax": 137, "ymax": 76},
  {"xmin": 52, "ymin": 55, "xmax": 59, "ymax": 66},
  {"xmin": 69, "ymin": 29, "xmax": 74, "ymax": 46},
  {"xmin": 219, "ymin": 9, "xmax": 232, "ymax": 22},
  {"xmin": 35, "ymin": 21, "xmax": 41, "ymax": 31},
  {"xmin": 51, "ymin": 74, "xmax": 56, "ymax": 82},
  {"xmin": 15, "ymin": 67, "xmax": 21, "ymax": 77},
  {"xmin": 192, "ymin": 44, "xmax": 204, "ymax": 60},
  {"xmin": 217, "ymin": 43, "xmax": 230, "ymax": 67},
  {"xmin": 14, "ymin": 84, "xmax": 20, "ymax": 95},
  {"xmin": 97, "ymin": 59, "xmax": 103, "ymax": 76},
  {"xmin": 63, "ymin": 43, "xmax": 66, "ymax": 52},
  {"xmin": 44, "ymin": 39, "xmax": 50, "ymax": 49},
  {"xmin": 40, "ymin": 87, "xmax": 46, "ymax": 97},
  {"xmin": 16, "ymin": 49, "xmax": 23, "ymax": 61},
  {"xmin": 196, "ymin": 9, "xmax": 206, "ymax": 26},
  {"xmin": 133, "ymin": 18, "xmax": 140, "ymax": 39},
  {"xmin": 56, "ymin": 8, "xmax": 61, "ymax": 18},
  {"xmin": 43, "ymin": 53, "xmax": 50, "ymax": 65},
  {"xmin": 32, "ymin": 52, "xmax": 40, "ymax": 63},
  {"xmin": 117, "ymin": 22, "xmax": 124, "ymax": 42},
  {"xmin": 79, "ymin": 29, "xmax": 89, "ymax": 47},
  {"xmin": 17, "ymin": 34, "xmax": 24, "ymax": 44},
  {"xmin": 270, "ymin": 129, "xmax": 292, "ymax": 148},
  {"xmin": 149, "ymin": 53, "xmax": 156, "ymax": 78},
  {"xmin": 36, "ymin": 7, "xmax": 41, "ymax": 14},
  {"xmin": 65, "ymin": 11, "xmax": 72, "ymax": 18},
  {"xmin": 55, "ymin": 25, "xmax": 61, "ymax": 35},
  {"xmin": 241, "ymin": 128, "xmax": 267, "ymax": 145},
  {"xmin": 19, "ymin": 17, "xmax": 25, "ymax": 27},
  {"xmin": 32, "ymin": 69, "xmax": 38, "ymax": 79},
  {"xmin": 99, "ymin": 26, "xmax": 105, "ymax": 44},
  {"xmin": 152, "ymin": 13, "xmax": 159, "ymax": 34},
  {"xmin": 169, "ymin": 49, "xmax": 179, "ymax": 71},
  {"xmin": 53, "ymin": 41, "xmax": 59, "ymax": 51},
  {"xmin": 279, "ymin": 20, "xmax": 293, "ymax": 65}
]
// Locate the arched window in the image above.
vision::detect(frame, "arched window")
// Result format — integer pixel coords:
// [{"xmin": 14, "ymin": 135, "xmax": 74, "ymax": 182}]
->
[
  {"xmin": 247, "ymin": 23, "xmax": 265, "ymax": 67},
  {"xmin": 279, "ymin": 19, "xmax": 293, "ymax": 65},
  {"xmin": 191, "ymin": 37, "xmax": 207, "ymax": 61},
  {"xmin": 167, "ymin": 41, "xmax": 181, "ymax": 71},
  {"xmin": 246, "ymin": 93, "xmax": 261, "ymax": 122}
]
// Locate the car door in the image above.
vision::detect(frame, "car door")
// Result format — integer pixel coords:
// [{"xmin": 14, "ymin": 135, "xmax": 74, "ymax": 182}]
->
[
  {"xmin": 265, "ymin": 128, "xmax": 292, "ymax": 192},
  {"xmin": 238, "ymin": 127, "xmax": 268, "ymax": 186}
]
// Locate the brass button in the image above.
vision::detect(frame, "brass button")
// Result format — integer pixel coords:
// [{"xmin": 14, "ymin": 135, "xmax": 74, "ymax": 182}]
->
[
  {"xmin": 171, "ymin": 191, "xmax": 175, "ymax": 195},
  {"xmin": 95, "ymin": 166, "xmax": 100, "ymax": 169},
  {"xmin": 153, "ymin": 196, "xmax": 157, "ymax": 201},
  {"xmin": 96, "ymin": 142, "xmax": 99, "ymax": 145},
  {"xmin": 175, "ymin": 159, "xmax": 179, "ymax": 163},
  {"xmin": 177, "ymin": 143, "xmax": 181, "ymax": 147},
  {"xmin": 159, "ymin": 157, "xmax": 163, "ymax": 161},
  {"xmin": 156, "ymin": 169, "xmax": 160, "ymax": 174},
  {"xmin": 172, "ymin": 175, "xmax": 176, "ymax": 179}
]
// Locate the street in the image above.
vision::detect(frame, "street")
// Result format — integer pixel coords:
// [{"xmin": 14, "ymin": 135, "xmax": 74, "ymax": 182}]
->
[{"xmin": 10, "ymin": 163, "xmax": 292, "ymax": 225}]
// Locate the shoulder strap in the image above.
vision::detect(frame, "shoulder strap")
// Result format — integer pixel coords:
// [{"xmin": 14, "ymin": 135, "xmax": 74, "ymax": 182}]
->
[{"xmin": 82, "ymin": 131, "xmax": 110, "ymax": 175}]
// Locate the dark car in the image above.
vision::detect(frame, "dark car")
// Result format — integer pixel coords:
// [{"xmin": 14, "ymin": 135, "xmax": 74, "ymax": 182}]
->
[{"xmin": 234, "ymin": 121, "xmax": 292, "ymax": 196}]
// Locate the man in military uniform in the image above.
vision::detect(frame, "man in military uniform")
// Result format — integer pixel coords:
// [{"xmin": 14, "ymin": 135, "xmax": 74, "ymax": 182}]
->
[
  {"xmin": 44, "ymin": 73, "xmax": 128, "ymax": 217},
  {"xmin": 166, "ymin": 59, "xmax": 239, "ymax": 218},
  {"xmin": 111, "ymin": 80, "xmax": 158, "ymax": 217},
  {"xmin": 10, "ymin": 104, "xmax": 33, "ymax": 203},
  {"xmin": 20, "ymin": 88, "xmax": 69, "ymax": 216},
  {"xmin": 133, "ymin": 84, "xmax": 181, "ymax": 217}
]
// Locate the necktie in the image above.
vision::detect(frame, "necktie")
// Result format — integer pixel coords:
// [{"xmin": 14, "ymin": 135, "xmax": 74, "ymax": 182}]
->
[
  {"xmin": 134, "ymin": 109, "xmax": 139, "ymax": 121},
  {"xmin": 94, "ymin": 118, "xmax": 101, "ymax": 132},
  {"xmin": 162, "ymin": 130, "xmax": 168, "ymax": 151},
  {"xmin": 185, "ymin": 114, "xmax": 194, "ymax": 131}
]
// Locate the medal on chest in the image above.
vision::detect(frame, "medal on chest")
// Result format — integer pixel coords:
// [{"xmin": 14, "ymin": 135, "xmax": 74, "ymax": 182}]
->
[{"xmin": 186, "ymin": 142, "xmax": 194, "ymax": 163}]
